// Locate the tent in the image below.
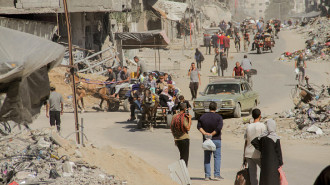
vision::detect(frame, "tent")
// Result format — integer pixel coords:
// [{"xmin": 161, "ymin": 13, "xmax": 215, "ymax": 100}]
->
[{"xmin": 0, "ymin": 26, "xmax": 65, "ymax": 124}]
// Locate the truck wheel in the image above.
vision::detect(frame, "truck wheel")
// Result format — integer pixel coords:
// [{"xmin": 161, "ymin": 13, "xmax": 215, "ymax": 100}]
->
[
  {"xmin": 166, "ymin": 114, "xmax": 173, "ymax": 129},
  {"xmin": 123, "ymin": 99, "xmax": 130, "ymax": 112},
  {"xmin": 233, "ymin": 103, "xmax": 241, "ymax": 118}
]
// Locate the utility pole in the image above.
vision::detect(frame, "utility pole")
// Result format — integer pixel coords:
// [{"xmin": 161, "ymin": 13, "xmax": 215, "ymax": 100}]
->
[{"xmin": 63, "ymin": 0, "xmax": 80, "ymax": 144}]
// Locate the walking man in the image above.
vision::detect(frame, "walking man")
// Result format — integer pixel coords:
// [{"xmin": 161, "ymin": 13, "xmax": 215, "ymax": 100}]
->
[
  {"xmin": 197, "ymin": 102, "xmax": 224, "ymax": 181},
  {"xmin": 223, "ymin": 35, "xmax": 230, "ymax": 57},
  {"xmin": 171, "ymin": 103, "xmax": 192, "ymax": 166},
  {"xmin": 244, "ymin": 108, "xmax": 266, "ymax": 185},
  {"xmin": 214, "ymin": 49, "xmax": 223, "ymax": 76},
  {"xmin": 204, "ymin": 34, "xmax": 211, "ymax": 55},
  {"xmin": 46, "ymin": 85, "xmax": 64, "ymax": 132},
  {"xmin": 188, "ymin": 63, "xmax": 201, "ymax": 100}
]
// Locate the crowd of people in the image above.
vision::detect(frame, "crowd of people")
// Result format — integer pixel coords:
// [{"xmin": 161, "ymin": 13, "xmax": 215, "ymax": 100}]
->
[
  {"xmin": 107, "ymin": 56, "xmax": 187, "ymax": 122},
  {"xmin": 170, "ymin": 99, "xmax": 285, "ymax": 183}
]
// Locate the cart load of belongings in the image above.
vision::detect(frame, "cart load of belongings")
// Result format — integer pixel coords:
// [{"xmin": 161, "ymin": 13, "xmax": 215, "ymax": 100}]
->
[{"xmin": 0, "ymin": 26, "xmax": 65, "ymax": 124}]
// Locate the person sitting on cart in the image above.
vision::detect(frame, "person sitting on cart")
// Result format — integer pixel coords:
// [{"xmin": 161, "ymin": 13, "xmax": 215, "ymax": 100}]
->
[
  {"xmin": 143, "ymin": 73, "xmax": 157, "ymax": 93},
  {"xmin": 174, "ymin": 95, "xmax": 191, "ymax": 114},
  {"xmin": 156, "ymin": 75, "xmax": 168, "ymax": 95},
  {"xmin": 105, "ymin": 66, "xmax": 116, "ymax": 95},
  {"xmin": 112, "ymin": 66, "xmax": 130, "ymax": 99},
  {"xmin": 164, "ymin": 73, "xmax": 174, "ymax": 85},
  {"xmin": 159, "ymin": 86, "xmax": 174, "ymax": 112},
  {"xmin": 128, "ymin": 84, "xmax": 144, "ymax": 122}
]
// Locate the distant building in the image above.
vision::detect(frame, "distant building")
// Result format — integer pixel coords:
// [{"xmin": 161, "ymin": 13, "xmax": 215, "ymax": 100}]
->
[
  {"xmin": 241, "ymin": 0, "xmax": 270, "ymax": 19},
  {"xmin": 0, "ymin": 0, "xmax": 123, "ymax": 51},
  {"xmin": 293, "ymin": 0, "xmax": 306, "ymax": 13}
]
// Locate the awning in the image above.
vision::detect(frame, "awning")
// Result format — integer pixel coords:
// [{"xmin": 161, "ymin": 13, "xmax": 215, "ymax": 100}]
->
[
  {"xmin": 115, "ymin": 30, "xmax": 170, "ymax": 49},
  {"xmin": 0, "ymin": 26, "xmax": 65, "ymax": 124},
  {"xmin": 0, "ymin": 17, "xmax": 57, "ymax": 40},
  {"xmin": 148, "ymin": 0, "xmax": 188, "ymax": 21}
]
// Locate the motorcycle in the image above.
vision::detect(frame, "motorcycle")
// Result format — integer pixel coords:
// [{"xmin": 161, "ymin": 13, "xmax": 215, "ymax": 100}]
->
[{"xmin": 255, "ymin": 39, "xmax": 263, "ymax": 54}]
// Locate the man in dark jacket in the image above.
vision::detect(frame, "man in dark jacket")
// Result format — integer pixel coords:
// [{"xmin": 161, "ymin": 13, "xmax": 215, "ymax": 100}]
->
[
  {"xmin": 106, "ymin": 67, "xmax": 116, "ymax": 95},
  {"xmin": 211, "ymin": 32, "xmax": 219, "ymax": 50},
  {"xmin": 197, "ymin": 102, "xmax": 224, "ymax": 181},
  {"xmin": 204, "ymin": 34, "xmax": 212, "ymax": 55}
]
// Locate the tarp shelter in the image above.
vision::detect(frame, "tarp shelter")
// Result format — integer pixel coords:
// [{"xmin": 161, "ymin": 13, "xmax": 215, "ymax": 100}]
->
[
  {"xmin": 0, "ymin": 26, "xmax": 65, "ymax": 124},
  {"xmin": 115, "ymin": 30, "xmax": 170, "ymax": 49}
]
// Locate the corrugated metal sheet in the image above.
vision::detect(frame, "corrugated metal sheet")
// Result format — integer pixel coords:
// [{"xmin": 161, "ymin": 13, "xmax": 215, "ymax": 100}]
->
[{"xmin": 0, "ymin": 17, "xmax": 56, "ymax": 40}]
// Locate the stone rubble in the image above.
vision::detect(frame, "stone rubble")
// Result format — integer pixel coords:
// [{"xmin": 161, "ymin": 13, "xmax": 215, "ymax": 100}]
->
[
  {"xmin": 0, "ymin": 129, "xmax": 124, "ymax": 185},
  {"xmin": 277, "ymin": 17, "xmax": 330, "ymax": 63}
]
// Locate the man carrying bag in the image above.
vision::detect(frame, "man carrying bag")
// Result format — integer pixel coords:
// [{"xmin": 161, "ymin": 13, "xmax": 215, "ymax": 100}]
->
[{"xmin": 197, "ymin": 102, "xmax": 223, "ymax": 181}]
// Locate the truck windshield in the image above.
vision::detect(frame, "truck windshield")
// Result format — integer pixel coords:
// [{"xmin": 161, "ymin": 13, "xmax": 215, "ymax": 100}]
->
[{"xmin": 205, "ymin": 84, "xmax": 240, "ymax": 95}]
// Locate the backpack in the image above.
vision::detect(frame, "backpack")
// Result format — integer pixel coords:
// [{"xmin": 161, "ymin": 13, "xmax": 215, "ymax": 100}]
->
[{"xmin": 200, "ymin": 53, "xmax": 205, "ymax": 62}]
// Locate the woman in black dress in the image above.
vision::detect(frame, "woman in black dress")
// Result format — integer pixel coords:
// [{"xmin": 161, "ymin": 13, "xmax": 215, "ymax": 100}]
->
[{"xmin": 252, "ymin": 119, "xmax": 283, "ymax": 185}]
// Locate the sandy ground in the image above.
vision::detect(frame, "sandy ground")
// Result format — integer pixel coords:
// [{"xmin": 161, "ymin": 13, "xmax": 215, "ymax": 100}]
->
[{"xmin": 31, "ymin": 30, "xmax": 330, "ymax": 185}]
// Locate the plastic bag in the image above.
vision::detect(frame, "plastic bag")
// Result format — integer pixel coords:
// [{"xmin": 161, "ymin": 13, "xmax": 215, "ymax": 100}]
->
[
  {"xmin": 202, "ymin": 139, "xmax": 216, "ymax": 151},
  {"xmin": 278, "ymin": 166, "xmax": 288, "ymax": 185},
  {"xmin": 210, "ymin": 65, "xmax": 217, "ymax": 75}
]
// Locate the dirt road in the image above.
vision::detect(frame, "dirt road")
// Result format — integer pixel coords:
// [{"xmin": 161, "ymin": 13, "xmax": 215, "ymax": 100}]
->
[{"xmin": 32, "ymin": 30, "xmax": 330, "ymax": 185}]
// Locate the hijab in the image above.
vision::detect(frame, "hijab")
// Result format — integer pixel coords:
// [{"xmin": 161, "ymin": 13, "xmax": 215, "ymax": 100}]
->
[{"xmin": 258, "ymin": 119, "xmax": 280, "ymax": 142}]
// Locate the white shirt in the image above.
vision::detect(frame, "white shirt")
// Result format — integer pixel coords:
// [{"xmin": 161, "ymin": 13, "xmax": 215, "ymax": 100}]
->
[{"xmin": 244, "ymin": 122, "xmax": 266, "ymax": 158}]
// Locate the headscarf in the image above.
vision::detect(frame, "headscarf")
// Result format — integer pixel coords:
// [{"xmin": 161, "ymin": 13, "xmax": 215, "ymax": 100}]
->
[{"xmin": 258, "ymin": 119, "xmax": 280, "ymax": 142}]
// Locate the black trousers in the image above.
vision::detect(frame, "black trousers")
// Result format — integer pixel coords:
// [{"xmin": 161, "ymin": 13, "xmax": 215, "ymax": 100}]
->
[
  {"xmin": 176, "ymin": 139, "xmax": 190, "ymax": 166},
  {"xmin": 224, "ymin": 47, "xmax": 229, "ymax": 56},
  {"xmin": 49, "ymin": 111, "xmax": 61, "ymax": 131},
  {"xmin": 130, "ymin": 103, "xmax": 136, "ymax": 118},
  {"xmin": 189, "ymin": 82, "xmax": 199, "ymax": 100}
]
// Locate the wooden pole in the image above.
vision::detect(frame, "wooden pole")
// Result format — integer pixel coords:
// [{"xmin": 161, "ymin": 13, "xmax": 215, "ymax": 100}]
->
[
  {"xmin": 63, "ymin": 0, "xmax": 80, "ymax": 144},
  {"xmin": 154, "ymin": 38, "xmax": 156, "ymax": 70},
  {"xmin": 158, "ymin": 47, "xmax": 160, "ymax": 71}
]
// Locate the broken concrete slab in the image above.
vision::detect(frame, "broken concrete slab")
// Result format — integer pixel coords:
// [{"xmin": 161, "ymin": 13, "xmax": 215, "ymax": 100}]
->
[
  {"xmin": 168, "ymin": 160, "xmax": 191, "ymax": 185},
  {"xmin": 307, "ymin": 125, "xmax": 323, "ymax": 135}
]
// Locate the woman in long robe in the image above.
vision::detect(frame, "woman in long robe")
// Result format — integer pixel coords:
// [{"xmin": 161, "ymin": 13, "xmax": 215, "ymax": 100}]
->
[{"xmin": 252, "ymin": 119, "xmax": 283, "ymax": 185}]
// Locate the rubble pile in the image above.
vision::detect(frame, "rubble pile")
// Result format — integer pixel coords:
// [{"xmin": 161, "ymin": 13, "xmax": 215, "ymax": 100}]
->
[
  {"xmin": 280, "ymin": 83, "xmax": 330, "ymax": 139},
  {"xmin": 227, "ymin": 83, "xmax": 329, "ymax": 140},
  {"xmin": 278, "ymin": 17, "xmax": 330, "ymax": 63},
  {"xmin": 0, "ymin": 129, "xmax": 123, "ymax": 185}
]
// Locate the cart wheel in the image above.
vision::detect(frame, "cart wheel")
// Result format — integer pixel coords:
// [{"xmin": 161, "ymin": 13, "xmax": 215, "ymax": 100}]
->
[
  {"xmin": 123, "ymin": 99, "xmax": 130, "ymax": 112},
  {"xmin": 108, "ymin": 101, "xmax": 120, "ymax": 112},
  {"xmin": 166, "ymin": 114, "xmax": 173, "ymax": 129}
]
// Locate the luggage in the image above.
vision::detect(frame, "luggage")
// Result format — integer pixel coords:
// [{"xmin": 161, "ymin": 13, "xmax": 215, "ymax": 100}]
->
[{"xmin": 234, "ymin": 166, "xmax": 251, "ymax": 185}]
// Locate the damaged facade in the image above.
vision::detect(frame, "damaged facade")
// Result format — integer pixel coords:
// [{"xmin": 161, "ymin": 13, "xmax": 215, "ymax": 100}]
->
[{"xmin": 0, "ymin": 0, "xmax": 123, "ymax": 51}]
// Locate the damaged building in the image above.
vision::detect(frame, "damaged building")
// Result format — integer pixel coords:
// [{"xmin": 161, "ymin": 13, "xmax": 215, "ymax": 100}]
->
[{"xmin": 0, "ymin": 0, "xmax": 124, "ymax": 52}]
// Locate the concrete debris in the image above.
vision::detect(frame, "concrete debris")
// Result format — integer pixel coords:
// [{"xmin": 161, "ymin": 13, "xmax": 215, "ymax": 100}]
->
[
  {"xmin": 278, "ymin": 17, "xmax": 330, "ymax": 63},
  {"xmin": 307, "ymin": 125, "xmax": 323, "ymax": 135},
  {"xmin": 0, "ymin": 129, "xmax": 123, "ymax": 185}
]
